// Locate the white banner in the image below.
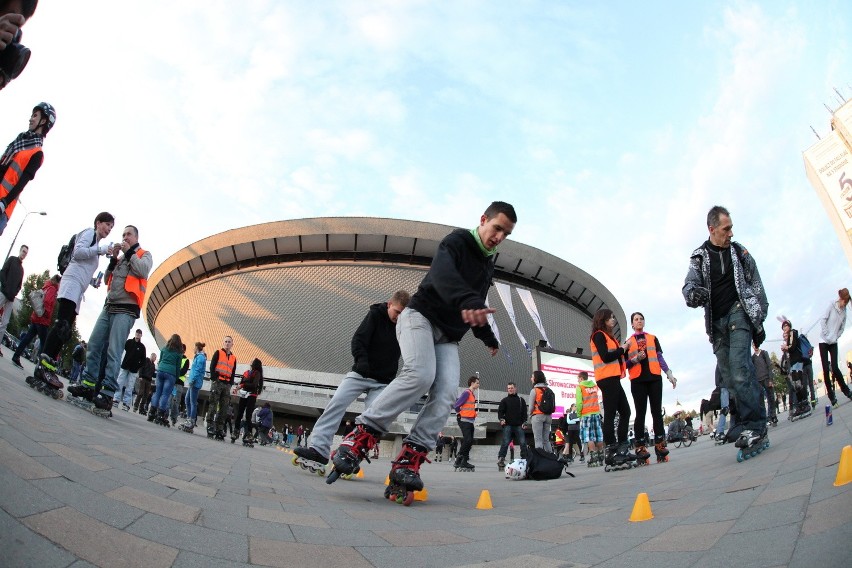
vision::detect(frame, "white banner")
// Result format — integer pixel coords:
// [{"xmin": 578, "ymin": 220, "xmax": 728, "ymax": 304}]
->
[
  {"xmin": 516, "ymin": 288, "xmax": 549, "ymax": 345},
  {"xmin": 804, "ymin": 99, "xmax": 852, "ymax": 267},
  {"xmin": 495, "ymin": 282, "xmax": 531, "ymax": 356}
]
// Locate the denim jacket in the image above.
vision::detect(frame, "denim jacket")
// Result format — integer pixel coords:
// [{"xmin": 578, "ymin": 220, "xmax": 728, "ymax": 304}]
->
[
  {"xmin": 682, "ymin": 240, "xmax": 769, "ymax": 344},
  {"xmin": 188, "ymin": 352, "xmax": 207, "ymax": 389}
]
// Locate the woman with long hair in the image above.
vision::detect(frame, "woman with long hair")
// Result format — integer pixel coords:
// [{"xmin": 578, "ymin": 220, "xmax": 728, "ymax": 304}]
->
[
  {"xmin": 819, "ymin": 287, "xmax": 852, "ymax": 406},
  {"xmin": 589, "ymin": 308, "xmax": 635, "ymax": 470},
  {"xmin": 232, "ymin": 358, "xmax": 264, "ymax": 444},
  {"xmin": 624, "ymin": 312, "xmax": 677, "ymax": 464},
  {"xmin": 148, "ymin": 334, "xmax": 182, "ymax": 426}
]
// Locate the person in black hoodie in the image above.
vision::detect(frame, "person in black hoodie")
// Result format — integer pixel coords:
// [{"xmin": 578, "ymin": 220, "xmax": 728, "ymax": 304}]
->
[
  {"xmin": 496, "ymin": 382, "xmax": 527, "ymax": 468},
  {"xmin": 292, "ymin": 290, "xmax": 411, "ymax": 470},
  {"xmin": 329, "ymin": 201, "xmax": 516, "ymax": 495}
]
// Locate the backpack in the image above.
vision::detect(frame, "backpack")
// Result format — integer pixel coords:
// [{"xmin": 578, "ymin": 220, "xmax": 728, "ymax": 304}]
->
[
  {"xmin": 799, "ymin": 333, "xmax": 814, "ymax": 360},
  {"xmin": 28, "ymin": 288, "xmax": 45, "ymax": 317},
  {"xmin": 524, "ymin": 446, "xmax": 573, "ymax": 480},
  {"xmin": 57, "ymin": 233, "xmax": 77, "ymax": 275},
  {"xmin": 536, "ymin": 386, "xmax": 556, "ymax": 415}
]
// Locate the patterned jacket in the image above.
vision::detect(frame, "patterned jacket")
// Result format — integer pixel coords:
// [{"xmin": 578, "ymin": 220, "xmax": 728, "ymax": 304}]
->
[{"xmin": 682, "ymin": 240, "xmax": 769, "ymax": 345}]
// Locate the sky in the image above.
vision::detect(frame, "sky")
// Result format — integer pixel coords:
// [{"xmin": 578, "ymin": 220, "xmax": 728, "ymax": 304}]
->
[{"xmin": 2, "ymin": 1, "xmax": 851, "ymax": 416}]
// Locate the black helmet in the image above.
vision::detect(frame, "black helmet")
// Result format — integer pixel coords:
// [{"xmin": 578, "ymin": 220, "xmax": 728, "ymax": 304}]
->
[{"xmin": 33, "ymin": 102, "xmax": 56, "ymax": 133}]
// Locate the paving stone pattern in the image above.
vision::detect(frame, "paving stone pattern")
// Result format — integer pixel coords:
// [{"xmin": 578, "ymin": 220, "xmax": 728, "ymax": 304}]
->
[{"xmin": 1, "ymin": 359, "xmax": 851, "ymax": 567}]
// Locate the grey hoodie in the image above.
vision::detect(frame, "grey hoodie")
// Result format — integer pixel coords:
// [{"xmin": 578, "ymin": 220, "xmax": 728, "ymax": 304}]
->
[{"xmin": 820, "ymin": 300, "xmax": 847, "ymax": 344}]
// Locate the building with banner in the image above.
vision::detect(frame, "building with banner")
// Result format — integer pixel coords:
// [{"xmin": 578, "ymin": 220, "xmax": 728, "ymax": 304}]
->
[
  {"xmin": 144, "ymin": 217, "xmax": 625, "ymax": 434},
  {"xmin": 804, "ymin": 98, "xmax": 852, "ymax": 267}
]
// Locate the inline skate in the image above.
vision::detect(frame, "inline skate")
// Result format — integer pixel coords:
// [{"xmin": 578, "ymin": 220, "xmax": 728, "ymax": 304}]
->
[
  {"xmin": 385, "ymin": 442, "xmax": 430, "ymax": 506},
  {"xmin": 603, "ymin": 442, "xmax": 636, "ymax": 472},
  {"xmin": 26, "ymin": 357, "xmax": 64, "ymax": 400},
  {"xmin": 634, "ymin": 438, "xmax": 651, "ymax": 465},
  {"xmin": 735, "ymin": 429, "xmax": 770, "ymax": 462},
  {"xmin": 292, "ymin": 447, "xmax": 329, "ymax": 477},
  {"xmin": 654, "ymin": 436, "xmax": 669, "ymax": 463},
  {"xmin": 326, "ymin": 424, "xmax": 380, "ymax": 484}
]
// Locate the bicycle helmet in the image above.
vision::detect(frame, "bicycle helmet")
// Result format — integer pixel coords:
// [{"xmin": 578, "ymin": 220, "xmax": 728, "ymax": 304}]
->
[{"xmin": 33, "ymin": 102, "xmax": 56, "ymax": 133}]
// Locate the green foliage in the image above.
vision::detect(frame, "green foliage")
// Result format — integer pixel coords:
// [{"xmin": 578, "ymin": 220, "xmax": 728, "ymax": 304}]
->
[{"xmin": 769, "ymin": 351, "xmax": 788, "ymax": 397}]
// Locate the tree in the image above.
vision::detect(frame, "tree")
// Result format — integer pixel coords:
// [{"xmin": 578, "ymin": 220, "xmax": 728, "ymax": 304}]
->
[{"xmin": 769, "ymin": 351, "xmax": 788, "ymax": 399}]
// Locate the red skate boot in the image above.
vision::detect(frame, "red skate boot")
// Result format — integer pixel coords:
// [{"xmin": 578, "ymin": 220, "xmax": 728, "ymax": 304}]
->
[
  {"xmin": 327, "ymin": 424, "xmax": 380, "ymax": 484},
  {"xmin": 385, "ymin": 442, "xmax": 431, "ymax": 506}
]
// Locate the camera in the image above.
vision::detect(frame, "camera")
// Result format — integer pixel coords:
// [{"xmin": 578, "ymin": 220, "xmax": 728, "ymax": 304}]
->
[{"xmin": 0, "ymin": 29, "xmax": 30, "ymax": 90}]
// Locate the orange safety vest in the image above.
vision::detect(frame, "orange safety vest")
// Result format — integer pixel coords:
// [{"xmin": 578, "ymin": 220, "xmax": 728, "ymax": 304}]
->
[
  {"xmin": 0, "ymin": 146, "xmax": 42, "ymax": 220},
  {"xmin": 554, "ymin": 429, "xmax": 565, "ymax": 446},
  {"xmin": 459, "ymin": 388, "xmax": 477, "ymax": 419},
  {"xmin": 214, "ymin": 349, "xmax": 236, "ymax": 382},
  {"xmin": 106, "ymin": 247, "xmax": 148, "ymax": 308},
  {"xmin": 590, "ymin": 330, "xmax": 625, "ymax": 381},
  {"xmin": 579, "ymin": 384, "xmax": 601, "ymax": 415},
  {"xmin": 626, "ymin": 332, "xmax": 661, "ymax": 379}
]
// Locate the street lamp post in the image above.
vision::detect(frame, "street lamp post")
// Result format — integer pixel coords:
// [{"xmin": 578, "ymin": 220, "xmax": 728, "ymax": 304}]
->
[{"xmin": 4, "ymin": 211, "xmax": 47, "ymax": 262}]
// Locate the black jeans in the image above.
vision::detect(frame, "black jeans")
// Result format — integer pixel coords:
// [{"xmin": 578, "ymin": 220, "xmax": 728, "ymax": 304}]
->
[
  {"xmin": 630, "ymin": 378, "xmax": 663, "ymax": 442},
  {"xmin": 43, "ymin": 298, "xmax": 78, "ymax": 360},
  {"xmin": 13, "ymin": 322, "xmax": 48, "ymax": 359},
  {"xmin": 598, "ymin": 376, "xmax": 631, "ymax": 446},
  {"xmin": 457, "ymin": 418, "xmax": 474, "ymax": 461},
  {"xmin": 818, "ymin": 342, "xmax": 851, "ymax": 402}
]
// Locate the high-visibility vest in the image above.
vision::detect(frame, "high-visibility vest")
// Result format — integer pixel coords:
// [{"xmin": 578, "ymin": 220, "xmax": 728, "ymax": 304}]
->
[
  {"xmin": 177, "ymin": 356, "xmax": 188, "ymax": 385},
  {"xmin": 214, "ymin": 349, "xmax": 236, "ymax": 382},
  {"xmin": 626, "ymin": 332, "xmax": 662, "ymax": 379},
  {"xmin": 554, "ymin": 429, "xmax": 565, "ymax": 446},
  {"xmin": 459, "ymin": 388, "xmax": 476, "ymax": 419},
  {"xmin": 579, "ymin": 384, "xmax": 601, "ymax": 415},
  {"xmin": 590, "ymin": 330, "xmax": 625, "ymax": 381},
  {"xmin": 0, "ymin": 146, "xmax": 42, "ymax": 219},
  {"xmin": 106, "ymin": 247, "xmax": 148, "ymax": 308}
]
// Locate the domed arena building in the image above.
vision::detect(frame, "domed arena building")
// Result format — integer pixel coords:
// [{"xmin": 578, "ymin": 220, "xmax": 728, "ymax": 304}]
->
[{"xmin": 144, "ymin": 217, "xmax": 625, "ymax": 438}]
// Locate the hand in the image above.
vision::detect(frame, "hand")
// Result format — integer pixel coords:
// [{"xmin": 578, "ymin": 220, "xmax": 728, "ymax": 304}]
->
[
  {"xmin": 689, "ymin": 286, "xmax": 710, "ymax": 306},
  {"xmin": 462, "ymin": 307, "xmax": 496, "ymax": 327},
  {"xmin": 666, "ymin": 369, "xmax": 677, "ymax": 389},
  {"xmin": 0, "ymin": 14, "xmax": 25, "ymax": 51},
  {"xmin": 636, "ymin": 350, "xmax": 647, "ymax": 361}
]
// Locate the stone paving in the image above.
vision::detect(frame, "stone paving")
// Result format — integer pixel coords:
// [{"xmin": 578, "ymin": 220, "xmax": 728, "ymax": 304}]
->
[{"xmin": 1, "ymin": 357, "xmax": 851, "ymax": 567}]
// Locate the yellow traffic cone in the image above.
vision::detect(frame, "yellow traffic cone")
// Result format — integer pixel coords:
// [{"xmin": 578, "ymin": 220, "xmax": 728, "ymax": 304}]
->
[
  {"xmin": 356, "ymin": 469, "xmax": 364, "ymax": 479},
  {"xmin": 629, "ymin": 492, "xmax": 654, "ymax": 522},
  {"xmin": 475, "ymin": 489, "xmax": 493, "ymax": 510},
  {"xmin": 834, "ymin": 445, "xmax": 852, "ymax": 487},
  {"xmin": 414, "ymin": 488, "xmax": 428, "ymax": 501}
]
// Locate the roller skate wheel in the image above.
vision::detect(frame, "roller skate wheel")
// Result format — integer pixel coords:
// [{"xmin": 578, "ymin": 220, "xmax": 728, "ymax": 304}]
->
[
  {"xmin": 384, "ymin": 486, "xmax": 393, "ymax": 499},
  {"xmin": 737, "ymin": 450, "xmax": 744, "ymax": 462},
  {"xmin": 402, "ymin": 491, "xmax": 414, "ymax": 506},
  {"xmin": 291, "ymin": 456, "xmax": 299, "ymax": 466},
  {"xmin": 326, "ymin": 470, "xmax": 341, "ymax": 484},
  {"xmin": 315, "ymin": 468, "xmax": 325, "ymax": 477}
]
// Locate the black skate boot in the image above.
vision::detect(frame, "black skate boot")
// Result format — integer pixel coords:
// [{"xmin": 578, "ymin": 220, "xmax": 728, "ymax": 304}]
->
[
  {"xmin": 654, "ymin": 436, "xmax": 669, "ymax": 463},
  {"xmin": 93, "ymin": 393, "xmax": 113, "ymax": 411},
  {"xmin": 385, "ymin": 442, "xmax": 431, "ymax": 506},
  {"xmin": 30, "ymin": 360, "xmax": 64, "ymax": 399},
  {"xmin": 735, "ymin": 429, "xmax": 770, "ymax": 462},
  {"xmin": 214, "ymin": 430, "xmax": 226, "ymax": 441},
  {"xmin": 178, "ymin": 419, "xmax": 194, "ymax": 433},
  {"xmin": 68, "ymin": 383, "xmax": 95, "ymax": 401},
  {"xmin": 157, "ymin": 408, "xmax": 171, "ymax": 427},
  {"xmin": 292, "ymin": 446, "xmax": 329, "ymax": 476},
  {"xmin": 497, "ymin": 457, "xmax": 506, "ymax": 470},
  {"xmin": 147, "ymin": 406, "xmax": 158, "ymax": 422},
  {"xmin": 11, "ymin": 354, "xmax": 22, "ymax": 368},
  {"xmin": 327, "ymin": 423, "xmax": 381, "ymax": 484},
  {"xmin": 634, "ymin": 438, "xmax": 651, "ymax": 465},
  {"xmin": 453, "ymin": 455, "xmax": 474, "ymax": 472}
]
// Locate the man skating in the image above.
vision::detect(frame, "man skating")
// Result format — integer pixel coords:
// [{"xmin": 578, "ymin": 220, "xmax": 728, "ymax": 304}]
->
[
  {"xmin": 683, "ymin": 206, "xmax": 769, "ymax": 460},
  {"xmin": 329, "ymin": 201, "xmax": 516, "ymax": 500},
  {"xmin": 293, "ymin": 290, "xmax": 410, "ymax": 474},
  {"xmin": 205, "ymin": 336, "xmax": 236, "ymax": 438}
]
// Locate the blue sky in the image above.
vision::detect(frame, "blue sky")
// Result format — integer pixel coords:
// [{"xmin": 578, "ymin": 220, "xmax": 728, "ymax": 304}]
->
[{"xmin": 2, "ymin": 1, "xmax": 851, "ymax": 415}]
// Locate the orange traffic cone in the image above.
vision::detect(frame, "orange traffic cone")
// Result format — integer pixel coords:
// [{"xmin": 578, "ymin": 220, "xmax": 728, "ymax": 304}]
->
[
  {"xmin": 629, "ymin": 492, "xmax": 654, "ymax": 522},
  {"xmin": 356, "ymin": 469, "xmax": 364, "ymax": 479},
  {"xmin": 834, "ymin": 445, "xmax": 852, "ymax": 487},
  {"xmin": 475, "ymin": 490, "xmax": 493, "ymax": 510},
  {"xmin": 384, "ymin": 475, "xmax": 389, "ymax": 486},
  {"xmin": 414, "ymin": 488, "xmax": 428, "ymax": 501}
]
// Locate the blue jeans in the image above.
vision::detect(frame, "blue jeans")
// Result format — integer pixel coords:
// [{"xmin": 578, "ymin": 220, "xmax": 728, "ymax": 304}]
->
[
  {"xmin": 712, "ymin": 303, "xmax": 766, "ymax": 433},
  {"xmin": 358, "ymin": 308, "xmax": 460, "ymax": 450},
  {"xmin": 311, "ymin": 372, "xmax": 387, "ymax": 457},
  {"xmin": 150, "ymin": 371, "xmax": 177, "ymax": 412},
  {"xmin": 70, "ymin": 361, "xmax": 83, "ymax": 382},
  {"xmin": 184, "ymin": 385, "xmax": 201, "ymax": 421},
  {"xmin": 716, "ymin": 387, "xmax": 730, "ymax": 433},
  {"xmin": 81, "ymin": 308, "xmax": 136, "ymax": 397},
  {"xmin": 498, "ymin": 424, "xmax": 526, "ymax": 459}
]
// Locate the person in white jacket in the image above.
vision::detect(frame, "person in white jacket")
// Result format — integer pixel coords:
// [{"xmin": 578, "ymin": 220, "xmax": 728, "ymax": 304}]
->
[{"xmin": 819, "ymin": 287, "xmax": 852, "ymax": 406}]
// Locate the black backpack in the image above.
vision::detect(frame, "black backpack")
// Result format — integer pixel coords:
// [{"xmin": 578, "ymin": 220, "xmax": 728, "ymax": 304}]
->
[
  {"xmin": 57, "ymin": 233, "xmax": 77, "ymax": 275},
  {"xmin": 537, "ymin": 386, "xmax": 556, "ymax": 415},
  {"xmin": 525, "ymin": 446, "xmax": 573, "ymax": 480}
]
